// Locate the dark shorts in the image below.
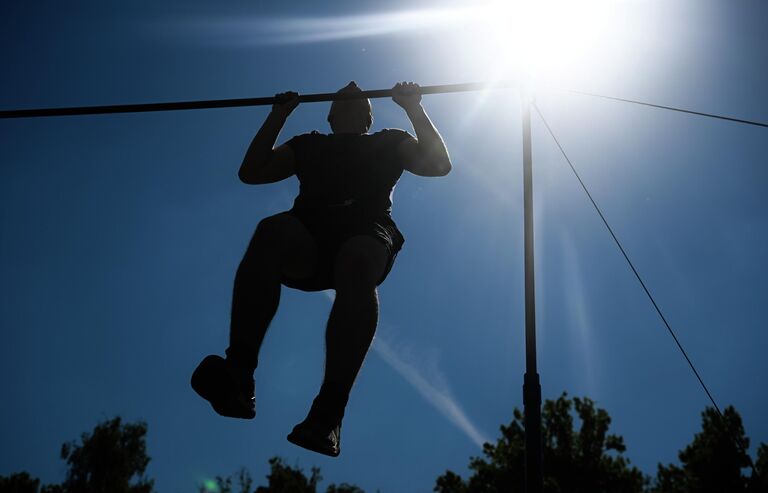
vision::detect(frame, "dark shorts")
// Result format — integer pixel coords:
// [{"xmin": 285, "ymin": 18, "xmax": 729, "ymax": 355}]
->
[{"xmin": 281, "ymin": 207, "xmax": 405, "ymax": 292}]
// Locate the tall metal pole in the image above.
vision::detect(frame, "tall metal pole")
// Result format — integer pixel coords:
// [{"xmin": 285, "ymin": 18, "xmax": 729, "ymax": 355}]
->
[{"xmin": 522, "ymin": 96, "xmax": 543, "ymax": 493}]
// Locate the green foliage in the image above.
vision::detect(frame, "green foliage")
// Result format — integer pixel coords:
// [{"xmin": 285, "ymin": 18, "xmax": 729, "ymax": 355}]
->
[
  {"xmin": 208, "ymin": 458, "xmax": 364, "ymax": 493},
  {"xmin": 0, "ymin": 473, "xmax": 63, "ymax": 493},
  {"xmin": 753, "ymin": 444, "xmax": 768, "ymax": 491},
  {"xmin": 433, "ymin": 471, "xmax": 468, "ymax": 493},
  {"xmin": 650, "ymin": 406, "xmax": 767, "ymax": 493},
  {"xmin": 5, "ymin": 401, "xmax": 765, "ymax": 493},
  {"xmin": 254, "ymin": 457, "xmax": 321, "ymax": 493},
  {"xmin": 39, "ymin": 486, "xmax": 64, "ymax": 493},
  {"xmin": 434, "ymin": 393, "xmax": 647, "ymax": 493},
  {"xmin": 0, "ymin": 415, "xmax": 365, "ymax": 493},
  {"xmin": 0, "ymin": 472, "xmax": 40, "ymax": 493},
  {"xmin": 0, "ymin": 418, "xmax": 153, "ymax": 493},
  {"xmin": 199, "ymin": 468, "xmax": 253, "ymax": 493},
  {"xmin": 57, "ymin": 417, "xmax": 154, "ymax": 493},
  {"xmin": 324, "ymin": 484, "xmax": 365, "ymax": 493},
  {"xmin": 543, "ymin": 396, "xmax": 647, "ymax": 492}
]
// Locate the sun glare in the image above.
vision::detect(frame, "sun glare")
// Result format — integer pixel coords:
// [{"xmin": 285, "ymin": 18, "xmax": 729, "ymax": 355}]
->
[
  {"xmin": 195, "ymin": 0, "xmax": 615, "ymax": 84},
  {"xmin": 462, "ymin": 0, "xmax": 612, "ymax": 79}
]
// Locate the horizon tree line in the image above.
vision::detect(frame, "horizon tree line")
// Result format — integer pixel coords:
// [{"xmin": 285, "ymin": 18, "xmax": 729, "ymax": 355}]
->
[{"xmin": 2, "ymin": 393, "xmax": 766, "ymax": 492}]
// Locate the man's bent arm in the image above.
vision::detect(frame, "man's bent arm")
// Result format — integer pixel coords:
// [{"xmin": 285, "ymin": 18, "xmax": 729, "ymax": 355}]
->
[
  {"xmin": 239, "ymin": 92, "xmax": 298, "ymax": 184},
  {"xmin": 393, "ymin": 82, "xmax": 452, "ymax": 177},
  {"xmin": 402, "ymin": 103, "xmax": 452, "ymax": 176}
]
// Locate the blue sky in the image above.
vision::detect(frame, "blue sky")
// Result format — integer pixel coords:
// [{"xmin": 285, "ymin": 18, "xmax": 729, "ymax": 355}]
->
[{"xmin": 1, "ymin": 1, "xmax": 767, "ymax": 491}]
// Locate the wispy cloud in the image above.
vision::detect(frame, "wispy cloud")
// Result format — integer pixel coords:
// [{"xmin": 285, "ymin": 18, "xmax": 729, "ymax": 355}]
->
[
  {"xmin": 372, "ymin": 335, "xmax": 491, "ymax": 448},
  {"xmin": 163, "ymin": 7, "xmax": 478, "ymax": 46}
]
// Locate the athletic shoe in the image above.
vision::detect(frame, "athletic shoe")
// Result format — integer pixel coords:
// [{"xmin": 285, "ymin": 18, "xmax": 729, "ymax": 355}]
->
[
  {"xmin": 287, "ymin": 419, "xmax": 341, "ymax": 457},
  {"xmin": 191, "ymin": 355, "xmax": 255, "ymax": 419}
]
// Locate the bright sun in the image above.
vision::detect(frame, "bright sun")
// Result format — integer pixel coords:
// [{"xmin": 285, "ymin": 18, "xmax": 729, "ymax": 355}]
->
[
  {"xmin": 456, "ymin": 0, "xmax": 612, "ymax": 79},
  {"xmin": 227, "ymin": 0, "xmax": 615, "ymax": 83}
]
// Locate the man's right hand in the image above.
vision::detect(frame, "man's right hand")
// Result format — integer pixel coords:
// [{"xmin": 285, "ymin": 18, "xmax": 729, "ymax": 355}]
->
[{"xmin": 272, "ymin": 91, "xmax": 299, "ymax": 118}]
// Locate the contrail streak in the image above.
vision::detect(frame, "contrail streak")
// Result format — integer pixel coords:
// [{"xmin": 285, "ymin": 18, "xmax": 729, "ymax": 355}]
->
[{"xmin": 373, "ymin": 336, "xmax": 490, "ymax": 448}]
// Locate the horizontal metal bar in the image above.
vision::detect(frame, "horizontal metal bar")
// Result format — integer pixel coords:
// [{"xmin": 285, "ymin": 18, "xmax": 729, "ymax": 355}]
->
[{"xmin": 0, "ymin": 81, "xmax": 517, "ymax": 119}]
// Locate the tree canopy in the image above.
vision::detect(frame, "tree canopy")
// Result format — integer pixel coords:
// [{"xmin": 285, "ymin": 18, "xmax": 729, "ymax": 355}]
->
[
  {"xmin": 202, "ymin": 459, "xmax": 365, "ymax": 493},
  {"xmin": 434, "ymin": 394, "xmax": 766, "ymax": 493},
  {"xmin": 2, "ymin": 396, "xmax": 765, "ymax": 493},
  {"xmin": 0, "ymin": 417, "xmax": 153, "ymax": 493},
  {"xmin": 0, "ymin": 417, "xmax": 363, "ymax": 493},
  {"xmin": 434, "ymin": 392, "xmax": 646, "ymax": 492},
  {"xmin": 59, "ymin": 417, "xmax": 154, "ymax": 493},
  {"xmin": 650, "ymin": 406, "xmax": 767, "ymax": 493}
]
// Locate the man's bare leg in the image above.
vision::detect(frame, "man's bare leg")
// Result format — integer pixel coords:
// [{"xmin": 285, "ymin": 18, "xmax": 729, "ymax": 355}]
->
[
  {"xmin": 192, "ymin": 213, "xmax": 317, "ymax": 418},
  {"xmin": 226, "ymin": 213, "xmax": 318, "ymax": 372},
  {"xmin": 325, "ymin": 236, "xmax": 387, "ymax": 403},
  {"xmin": 288, "ymin": 236, "xmax": 388, "ymax": 454}
]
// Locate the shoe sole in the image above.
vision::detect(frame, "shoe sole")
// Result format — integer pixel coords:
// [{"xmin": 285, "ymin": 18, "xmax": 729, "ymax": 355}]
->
[
  {"xmin": 191, "ymin": 356, "xmax": 255, "ymax": 420},
  {"xmin": 286, "ymin": 427, "xmax": 340, "ymax": 457}
]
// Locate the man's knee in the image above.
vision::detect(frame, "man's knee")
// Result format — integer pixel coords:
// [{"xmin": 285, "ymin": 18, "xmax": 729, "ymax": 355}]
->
[
  {"xmin": 253, "ymin": 214, "xmax": 288, "ymax": 245},
  {"xmin": 244, "ymin": 213, "xmax": 317, "ymax": 278},
  {"xmin": 239, "ymin": 215, "xmax": 282, "ymax": 268},
  {"xmin": 333, "ymin": 236, "xmax": 388, "ymax": 292}
]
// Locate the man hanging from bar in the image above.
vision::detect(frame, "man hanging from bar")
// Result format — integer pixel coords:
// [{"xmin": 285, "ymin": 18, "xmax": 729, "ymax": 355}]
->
[{"xmin": 191, "ymin": 81, "xmax": 451, "ymax": 457}]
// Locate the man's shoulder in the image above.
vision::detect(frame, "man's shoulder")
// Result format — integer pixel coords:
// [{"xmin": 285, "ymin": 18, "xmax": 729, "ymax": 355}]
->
[
  {"xmin": 294, "ymin": 130, "xmax": 326, "ymax": 139},
  {"xmin": 372, "ymin": 128, "xmax": 412, "ymax": 138},
  {"xmin": 370, "ymin": 128, "xmax": 414, "ymax": 145},
  {"xmin": 284, "ymin": 130, "xmax": 326, "ymax": 148}
]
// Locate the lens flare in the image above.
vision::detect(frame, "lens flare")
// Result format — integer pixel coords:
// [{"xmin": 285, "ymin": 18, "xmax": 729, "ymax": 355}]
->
[
  {"xmin": 202, "ymin": 479, "xmax": 220, "ymax": 493},
  {"xmin": 432, "ymin": 0, "xmax": 614, "ymax": 84},
  {"xmin": 177, "ymin": 0, "xmax": 618, "ymax": 85}
]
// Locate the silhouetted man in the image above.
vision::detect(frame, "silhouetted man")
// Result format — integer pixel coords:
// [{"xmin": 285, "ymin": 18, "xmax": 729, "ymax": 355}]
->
[{"xmin": 192, "ymin": 81, "xmax": 451, "ymax": 457}]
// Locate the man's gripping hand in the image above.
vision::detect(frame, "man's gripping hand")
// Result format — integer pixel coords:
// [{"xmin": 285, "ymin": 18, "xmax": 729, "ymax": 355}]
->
[
  {"xmin": 392, "ymin": 82, "xmax": 422, "ymax": 112},
  {"xmin": 272, "ymin": 91, "xmax": 300, "ymax": 119}
]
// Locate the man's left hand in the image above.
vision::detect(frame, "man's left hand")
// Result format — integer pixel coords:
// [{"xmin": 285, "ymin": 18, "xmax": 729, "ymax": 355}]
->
[{"xmin": 392, "ymin": 81, "xmax": 422, "ymax": 111}]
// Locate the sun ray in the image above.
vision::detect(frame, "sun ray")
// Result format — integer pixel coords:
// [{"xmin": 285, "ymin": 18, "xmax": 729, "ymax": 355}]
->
[{"xmin": 184, "ymin": 0, "xmax": 613, "ymax": 81}]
